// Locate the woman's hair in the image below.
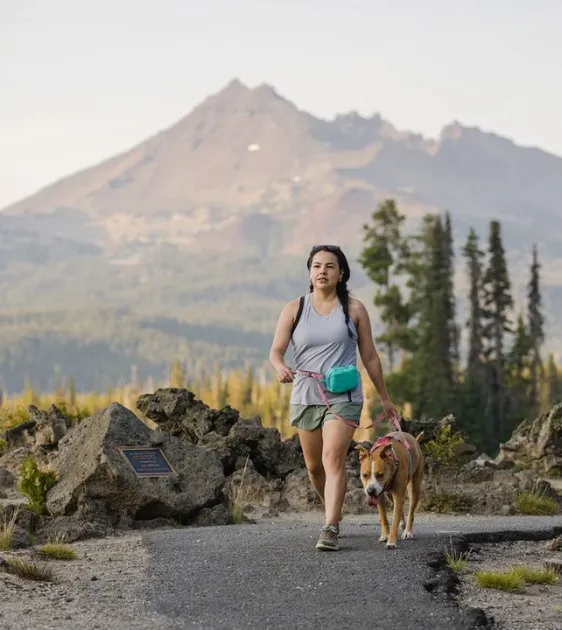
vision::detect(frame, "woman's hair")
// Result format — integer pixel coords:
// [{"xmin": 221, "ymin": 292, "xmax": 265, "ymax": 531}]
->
[{"xmin": 306, "ymin": 244, "xmax": 354, "ymax": 338}]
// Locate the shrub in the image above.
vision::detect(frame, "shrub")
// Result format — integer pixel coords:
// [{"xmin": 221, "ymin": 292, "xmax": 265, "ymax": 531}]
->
[
  {"xmin": 17, "ymin": 456, "xmax": 57, "ymax": 516},
  {"xmin": 424, "ymin": 424, "xmax": 465, "ymax": 468}
]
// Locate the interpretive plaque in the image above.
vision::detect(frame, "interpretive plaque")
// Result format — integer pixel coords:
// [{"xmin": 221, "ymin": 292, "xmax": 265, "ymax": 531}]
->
[{"xmin": 118, "ymin": 446, "xmax": 177, "ymax": 477}]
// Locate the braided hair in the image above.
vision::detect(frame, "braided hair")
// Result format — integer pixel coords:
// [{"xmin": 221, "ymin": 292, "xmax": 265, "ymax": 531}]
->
[{"xmin": 306, "ymin": 245, "xmax": 354, "ymax": 339}]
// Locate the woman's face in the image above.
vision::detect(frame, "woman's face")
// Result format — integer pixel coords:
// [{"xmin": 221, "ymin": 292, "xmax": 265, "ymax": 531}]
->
[{"xmin": 309, "ymin": 250, "xmax": 342, "ymax": 291}]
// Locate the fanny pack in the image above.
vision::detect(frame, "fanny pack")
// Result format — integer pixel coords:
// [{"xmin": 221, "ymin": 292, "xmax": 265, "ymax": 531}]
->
[{"xmin": 323, "ymin": 365, "xmax": 360, "ymax": 394}]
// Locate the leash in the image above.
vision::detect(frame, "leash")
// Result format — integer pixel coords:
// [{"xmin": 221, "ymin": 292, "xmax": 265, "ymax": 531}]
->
[
  {"xmin": 363, "ymin": 410, "xmax": 412, "ymax": 451},
  {"xmin": 293, "ymin": 369, "xmax": 410, "ymax": 445}
]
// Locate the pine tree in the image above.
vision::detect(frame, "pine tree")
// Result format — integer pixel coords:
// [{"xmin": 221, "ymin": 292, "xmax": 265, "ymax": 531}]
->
[
  {"xmin": 459, "ymin": 227, "xmax": 489, "ymax": 448},
  {"xmin": 463, "ymin": 228, "xmax": 485, "ymax": 372},
  {"xmin": 359, "ymin": 198, "xmax": 411, "ymax": 369},
  {"xmin": 481, "ymin": 220, "xmax": 513, "ymax": 443},
  {"xmin": 505, "ymin": 313, "xmax": 533, "ymax": 430},
  {"xmin": 527, "ymin": 244, "xmax": 544, "ymax": 410},
  {"xmin": 408, "ymin": 214, "xmax": 455, "ymax": 417}
]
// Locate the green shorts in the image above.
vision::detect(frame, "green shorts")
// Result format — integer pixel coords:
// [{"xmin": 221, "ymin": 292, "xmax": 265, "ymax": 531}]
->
[{"xmin": 290, "ymin": 403, "xmax": 363, "ymax": 431}]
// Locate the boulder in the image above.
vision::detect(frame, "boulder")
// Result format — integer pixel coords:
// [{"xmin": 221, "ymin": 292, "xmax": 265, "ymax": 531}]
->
[
  {"xmin": 0, "ymin": 467, "xmax": 15, "ymax": 489},
  {"xmin": 136, "ymin": 388, "xmax": 305, "ymax": 479},
  {"xmin": 28, "ymin": 404, "xmax": 70, "ymax": 449},
  {"xmin": 136, "ymin": 388, "xmax": 240, "ymax": 442},
  {"xmin": 45, "ymin": 402, "xmax": 225, "ymax": 527},
  {"xmin": 497, "ymin": 403, "xmax": 562, "ymax": 475}
]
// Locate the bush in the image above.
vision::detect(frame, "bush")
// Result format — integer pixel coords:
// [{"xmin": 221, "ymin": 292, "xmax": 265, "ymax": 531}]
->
[
  {"xmin": 424, "ymin": 424, "xmax": 465, "ymax": 468},
  {"xmin": 17, "ymin": 456, "xmax": 57, "ymax": 516}
]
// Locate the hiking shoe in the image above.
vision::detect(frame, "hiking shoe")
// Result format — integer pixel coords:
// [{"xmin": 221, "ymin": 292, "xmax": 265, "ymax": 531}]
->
[{"xmin": 315, "ymin": 524, "xmax": 339, "ymax": 551}]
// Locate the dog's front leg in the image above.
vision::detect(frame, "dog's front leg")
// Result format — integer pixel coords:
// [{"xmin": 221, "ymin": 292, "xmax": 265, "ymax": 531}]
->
[
  {"xmin": 377, "ymin": 498, "xmax": 389, "ymax": 543},
  {"xmin": 386, "ymin": 491, "xmax": 405, "ymax": 549}
]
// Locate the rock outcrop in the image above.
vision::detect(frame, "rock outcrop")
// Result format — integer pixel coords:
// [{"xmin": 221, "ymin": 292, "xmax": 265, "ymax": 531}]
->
[
  {"xmin": 46, "ymin": 402, "xmax": 225, "ymax": 529},
  {"xmin": 496, "ymin": 403, "xmax": 562, "ymax": 475}
]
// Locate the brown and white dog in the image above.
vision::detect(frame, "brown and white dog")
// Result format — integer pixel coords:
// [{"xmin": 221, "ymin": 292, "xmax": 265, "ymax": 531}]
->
[{"xmin": 355, "ymin": 430, "xmax": 424, "ymax": 549}]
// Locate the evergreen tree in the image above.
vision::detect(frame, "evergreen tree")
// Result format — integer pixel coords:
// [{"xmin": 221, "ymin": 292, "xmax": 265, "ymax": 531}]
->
[
  {"xmin": 505, "ymin": 313, "xmax": 533, "ymax": 431},
  {"xmin": 527, "ymin": 244, "xmax": 544, "ymax": 410},
  {"xmin": 359, "ymin": 198, "xmax": 411, "ymax": 369},
  {"xmin": 463, "ymin": 228, "xmax": 485, "ymax": 372},
  {"xmin": 459, "ymin": 227, "xmax": 489, "ymax": 449},
  {"xmin": 409, "ymin": 214, "xmax": 455, "ymax": 417},
  {"xmin": 481, "ymin": 220, "xmax": 513, "ymax": 443}
]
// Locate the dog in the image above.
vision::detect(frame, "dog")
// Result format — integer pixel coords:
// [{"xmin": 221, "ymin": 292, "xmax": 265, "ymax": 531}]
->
[{"xmin": 355, "ymin": 430, "xmax": 424, "ymax": 549}]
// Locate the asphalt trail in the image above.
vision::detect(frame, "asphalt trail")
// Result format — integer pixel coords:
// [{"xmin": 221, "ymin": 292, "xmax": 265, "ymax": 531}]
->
[{"xmin": 142, "ymin": 513, "xmax": 562, "ymax": 630}]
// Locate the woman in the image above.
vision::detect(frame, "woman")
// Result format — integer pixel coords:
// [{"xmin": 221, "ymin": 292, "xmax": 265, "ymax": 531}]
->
[{"xmin": 269, "ymin": 244, "xmax": 398, "ymax": 551}]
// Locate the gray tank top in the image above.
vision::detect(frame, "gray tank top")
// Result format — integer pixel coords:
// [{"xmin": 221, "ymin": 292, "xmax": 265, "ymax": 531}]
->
[{"xmin": 290, "ymin": 293, "xmax": 364, "ymax": 406}]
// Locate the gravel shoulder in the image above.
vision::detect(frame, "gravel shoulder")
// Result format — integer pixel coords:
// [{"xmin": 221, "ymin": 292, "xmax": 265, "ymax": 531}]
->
[
  {"xmin": 0, "ymin": 533, "xmax": 174, "ymax": 630},
  {"xmin": 456, "ymin": 539, "xmax": 562, "ymax": 630}
]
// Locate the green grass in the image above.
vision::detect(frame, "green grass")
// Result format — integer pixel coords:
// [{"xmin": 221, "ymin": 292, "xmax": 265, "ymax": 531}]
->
[
  {"xmin": 474, "ymin": 565, "xmax": 559, "ymax": 592},
  {"xmin": 445, "ymin": 549, "xmax": 469, "ymax": 573},
  {"xmin": 515, "ymin": 491, "xmax": 558, "ymax": 515},
  {"xmin": 474, "ymin": 569, "xmax": 525, "ymax": 592},
  {"xmin": 36, "ymin": 543, "xmax": 77, "ymax": 560},
  {"xmin": 512, "ymin": 565, "xmax": 558, "ymax": 585}
]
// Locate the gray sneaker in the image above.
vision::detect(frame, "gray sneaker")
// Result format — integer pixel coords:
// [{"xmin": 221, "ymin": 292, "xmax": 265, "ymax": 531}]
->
[{"xmin": 315, "ymin": 524, "xmax": 339, "ymax": 551}]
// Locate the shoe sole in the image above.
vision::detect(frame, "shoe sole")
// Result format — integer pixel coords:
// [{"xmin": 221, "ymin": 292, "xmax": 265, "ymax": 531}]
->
[{"xmin": 315, "ymin": 542, "xmax": 339, "ymax": 551}]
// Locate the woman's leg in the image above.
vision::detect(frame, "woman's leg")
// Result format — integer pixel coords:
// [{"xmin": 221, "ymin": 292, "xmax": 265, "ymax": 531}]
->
[
  {"xmin": 297, "ymin": 427, "xmax": 325, "ymax": 503},
  {"xmin": 321, "ymin": 419, "xmax": 356, "ymax": 526}
]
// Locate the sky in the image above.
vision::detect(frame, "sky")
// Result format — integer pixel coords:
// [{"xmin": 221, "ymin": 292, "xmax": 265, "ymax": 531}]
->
[{"xmin": 1, "ymin": 0, "xmax": 561, "ymax": 209}]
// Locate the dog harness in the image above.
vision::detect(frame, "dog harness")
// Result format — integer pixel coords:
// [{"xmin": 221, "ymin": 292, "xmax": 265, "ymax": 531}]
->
[{"xmin": 370, "ymin": 434, "xmax": 415, "ymax": 483}]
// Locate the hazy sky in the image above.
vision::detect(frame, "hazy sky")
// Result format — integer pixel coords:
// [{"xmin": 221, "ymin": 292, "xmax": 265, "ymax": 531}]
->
[{"xmin": 1, "ymin": 0, "xmax": 560, "ymax": 209}]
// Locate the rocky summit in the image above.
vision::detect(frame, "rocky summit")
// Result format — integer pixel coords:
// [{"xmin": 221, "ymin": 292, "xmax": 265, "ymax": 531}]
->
[{"xmin": 1, "ymin": 79, "xmax": 562, "ymax": 391}]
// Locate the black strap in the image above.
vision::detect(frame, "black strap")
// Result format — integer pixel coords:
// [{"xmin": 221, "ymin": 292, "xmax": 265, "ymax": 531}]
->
[{"xmin": 291, "ymin": 296, "xmax": 305, "ymax": 337}]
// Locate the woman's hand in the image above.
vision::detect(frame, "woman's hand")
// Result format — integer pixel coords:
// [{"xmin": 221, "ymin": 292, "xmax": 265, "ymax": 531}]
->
[
  {"xmin": 381, "ymin": 397, "xmax": 399, "ymax": 421},
  {"xmin": 276, "ymin": 364, "xmax": 295, "ymax": 383}
]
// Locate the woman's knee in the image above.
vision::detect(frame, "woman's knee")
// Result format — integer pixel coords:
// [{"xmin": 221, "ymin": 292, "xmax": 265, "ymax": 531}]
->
[
  {"xmin": 307, "ymin": 462, "xmax": 324, "ymax": 479},
  {"xmin": 322, "ymin": 447, "xmax": 347, "ymax": 473}
]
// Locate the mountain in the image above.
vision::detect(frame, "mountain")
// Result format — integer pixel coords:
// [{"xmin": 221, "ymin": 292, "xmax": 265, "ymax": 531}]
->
[{"xmin": 1, "ymin": 79, "xmax": 561, "ymax": 393}]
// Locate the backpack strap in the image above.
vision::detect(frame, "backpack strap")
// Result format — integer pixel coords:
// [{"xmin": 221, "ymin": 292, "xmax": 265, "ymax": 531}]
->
[{"xmin": 291, "ymin": 296, "xmax": 305, "ymax": 337}]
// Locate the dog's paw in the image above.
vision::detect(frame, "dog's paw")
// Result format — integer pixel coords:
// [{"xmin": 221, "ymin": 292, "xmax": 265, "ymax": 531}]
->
[
  {"xmin": 386, "ymin": 541, "xmax": 396, "ymax": 550},
  {"xmin": 401, "ymin": 530, "xmax": 413, "ymax": 540},
  {"xmin": 378, "ymin": 534, "xmax": 388, "ymax": 543}
]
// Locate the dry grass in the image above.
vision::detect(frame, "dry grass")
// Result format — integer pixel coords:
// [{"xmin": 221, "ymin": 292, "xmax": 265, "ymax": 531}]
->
[
  {"xmin": 228, "ymin": 456, "xmax": 251, "ymax": 524},
  {"xmin": 3, "ymin": 556, "xmax": 55, "ymax": 582},
  {"xmin": 0, "ymin": 508, "xmax": 19, "ymax": 551}
]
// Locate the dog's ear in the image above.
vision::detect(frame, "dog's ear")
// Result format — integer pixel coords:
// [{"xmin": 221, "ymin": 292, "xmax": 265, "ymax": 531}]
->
[
  {"xmin": 382, "ymin": 444, "xmax": 394, "ymax": 461},
  {"xmin": 354, "ymin": 444, "xmax": 369, "ymax": 460}
]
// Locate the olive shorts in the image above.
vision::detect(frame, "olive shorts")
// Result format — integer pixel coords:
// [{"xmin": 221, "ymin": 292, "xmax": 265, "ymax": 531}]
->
[{"xmin": 290, "ymin": 403, "xmax": 363, "ymax": 431}]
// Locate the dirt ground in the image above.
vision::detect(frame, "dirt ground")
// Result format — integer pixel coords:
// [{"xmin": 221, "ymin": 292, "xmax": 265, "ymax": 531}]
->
[{"xmin": 457, "ymin": 538, "xmax": 562, "ymax": 630}]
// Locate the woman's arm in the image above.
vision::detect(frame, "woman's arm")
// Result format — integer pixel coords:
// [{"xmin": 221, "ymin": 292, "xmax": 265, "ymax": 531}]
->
[
  {"xmin": 269, "ymin": 299, "xmax": 299, "ymax": 382},
  {"xmin": 352, "ymin": 298, "xmax": 393, "ymax": 404}
]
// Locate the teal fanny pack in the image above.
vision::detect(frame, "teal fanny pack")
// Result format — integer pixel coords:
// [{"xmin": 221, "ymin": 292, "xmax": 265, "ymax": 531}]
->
[{"xmin": 323, "ymin": 365, "xmax": 360, "ymax": 394}]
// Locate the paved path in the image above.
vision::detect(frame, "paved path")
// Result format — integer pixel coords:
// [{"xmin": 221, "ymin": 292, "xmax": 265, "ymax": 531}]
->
[{"xmin": 142, "ymin": 513, "xmax": 562, "ymax": 630}]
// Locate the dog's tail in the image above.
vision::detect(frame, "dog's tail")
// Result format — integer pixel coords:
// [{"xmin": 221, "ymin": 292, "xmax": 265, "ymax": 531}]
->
[{"xmin": 415, "ymin": 431, "xmax": 424, "ymax": 443}]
